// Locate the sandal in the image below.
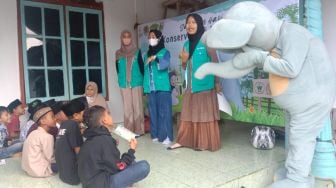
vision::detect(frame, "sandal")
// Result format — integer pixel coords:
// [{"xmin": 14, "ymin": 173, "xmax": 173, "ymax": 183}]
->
[{"xmin": 167, "ymin": 144, "xmax": 184, "ymax": 150}]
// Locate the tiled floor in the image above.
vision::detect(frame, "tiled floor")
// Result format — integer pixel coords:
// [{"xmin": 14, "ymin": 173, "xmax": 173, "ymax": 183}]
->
[{"xmin": 0, "ymin": 121, "xmax": 333, "ymax": 188}]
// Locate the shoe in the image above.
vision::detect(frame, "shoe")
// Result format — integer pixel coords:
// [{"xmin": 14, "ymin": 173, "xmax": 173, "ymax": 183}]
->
[
  {"xmin": 194, "ymin": 148, "xmax": 205, "ymax": 151},
  {"xmin": 135, "ymin": 134, "xmax": 144, "ymax": 138},
  {"xmin": 152, "ymin": 138, "xmax": 159, "ymax": 142},
  {"xmin": 162, "ymin": 138, "xmax": 172, "ymax": 145},
  {"xmin": 167, "ymin": 143, "xmax": 184, "ymax": 150}
]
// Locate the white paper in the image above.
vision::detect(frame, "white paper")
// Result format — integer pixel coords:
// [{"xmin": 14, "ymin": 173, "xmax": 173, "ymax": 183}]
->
[
  {"xmin": 112, "ymin": 125, "xmax": 136, "ymax": 142},
  {"xmin": 0, "ymin": 159, "xmax": 6, "ymax": 165},
  {"xmin": 217, "ymin": 93, "xmax": 232, "ymax": 116}
]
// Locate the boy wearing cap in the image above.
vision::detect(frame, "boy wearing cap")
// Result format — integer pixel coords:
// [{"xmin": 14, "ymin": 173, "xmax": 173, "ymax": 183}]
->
[
  {"xmin": 21, "ymin": 104, "xmax": 57, "ymax": 177},
  {"xmin": 20, "ymin": 99, "xmax": 41, "ymax": 142},
  {"xmin": 43, "ymin": 99, "xmax": 68, "ymax": 141},
  {"xmin": 0, "ymin": 106, "xmax": 23, "ymax": 159},
  {"xmin": 26, "ymin": 100, "xmax": 67, "ymax": 141},
  {"xmin": 55, "ymin": 99, "xmax": 85, "ymax": 185},
  {"xmin": 7, "ymin": 99, "xmax": 25, "ymax": 140}
]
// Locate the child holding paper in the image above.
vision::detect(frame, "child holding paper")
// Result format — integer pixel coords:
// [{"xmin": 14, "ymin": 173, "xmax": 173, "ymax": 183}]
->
[{"xmin": 78, "ymin": 105, "xmax": 150, "ymax": 188}]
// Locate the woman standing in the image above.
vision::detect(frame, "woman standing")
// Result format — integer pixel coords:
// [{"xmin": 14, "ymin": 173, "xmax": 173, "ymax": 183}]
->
[
  {"xmin": 168, "ymin": 13, "xmax": 221, "ymax": 151},
  {"xmin": 116, "ymin": 30, "xmax": 145, "ymax": 136},
  {"xmin": 144, "ymin": 29, "xmax": 173, "ymax": 145}
]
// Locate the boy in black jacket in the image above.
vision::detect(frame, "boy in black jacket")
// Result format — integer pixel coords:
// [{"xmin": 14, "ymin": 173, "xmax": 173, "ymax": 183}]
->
[{"xmin": 78, "ymin": 105, "xmax": 150, "ymax": 188}]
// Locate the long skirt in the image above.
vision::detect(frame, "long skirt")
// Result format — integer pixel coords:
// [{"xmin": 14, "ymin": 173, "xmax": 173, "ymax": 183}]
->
[
  {"xmin": 120, "ymin": 87, "xmax": 144, "ymax": 135},
  {"xmin": 176, "ymin": 88, "xmax": 221, "ymax": 151}
]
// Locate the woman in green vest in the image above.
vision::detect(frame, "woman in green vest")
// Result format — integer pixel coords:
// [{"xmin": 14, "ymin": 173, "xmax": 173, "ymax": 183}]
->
[
  {"xmin": 144, "ymin": 29, "xmax": 173, "ymax": 145},
  {"xmin": 115, "ymin": 30, "xmax": 144, "ymax": 136},
  {"xmin": 168, "ymin": 13, "xmax": 221, "ymax": 151}
]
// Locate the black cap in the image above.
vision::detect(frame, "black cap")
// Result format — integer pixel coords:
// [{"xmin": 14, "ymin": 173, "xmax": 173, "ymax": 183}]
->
[
  {"xmin": 28, "ymin": 99, "xmax": 42, "ymax": 119},
  {"xmin": 43, "ymin": 99, "xmax": 64, "ymax": 114},
  {"xmin": 62, "ymin": 98, "xmax": 86, "ymax": 117},
  {"xmin": 52, "ymin": 101, "xmax": 64, "ymax": 114},
  {"xmin": 7, "ymin": 99, "xmax": 22, "ymax": 113}
]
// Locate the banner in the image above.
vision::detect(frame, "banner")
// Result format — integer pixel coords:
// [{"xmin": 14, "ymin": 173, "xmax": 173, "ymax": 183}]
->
[{"xmin": 138, "ymin": 0, "xmax": 301, "ymax": 127}]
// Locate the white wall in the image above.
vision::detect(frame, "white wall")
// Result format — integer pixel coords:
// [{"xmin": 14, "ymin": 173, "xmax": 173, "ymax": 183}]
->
[
  {"xmin": 0, "ymin": 0, "xmax": 21, "ymax": 106},
  {"xmin": 136, "ymin": 0, "xmax": 178, "ymax": 24},
  {"xmin": 322, "ymin": 0, "xmax": 336, "ymax": 107},
  {"xmin": 103, "ymin": 0, "xmax": 135, "ymax": 123},
  {"xmin": 322, "ymin": 0, "xmax": 336, "ymax": 67}
]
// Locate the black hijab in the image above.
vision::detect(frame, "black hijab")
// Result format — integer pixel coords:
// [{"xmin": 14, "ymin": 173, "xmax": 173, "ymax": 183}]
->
[
  {"xmin": 186, "ymin": 13, "xmax": 205, "ymax": 59},
  {"xmin": 147, "ymin": 29, "xmax": 165, "ymax": 56}
]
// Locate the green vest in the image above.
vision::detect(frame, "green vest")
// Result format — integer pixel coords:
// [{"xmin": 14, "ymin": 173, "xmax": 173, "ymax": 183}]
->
[
  {"xmin": 117, "ymin": 49, "xmax": 143, "ymax": 88},
  {"xmin": 143, "ymin": 48, "xmax": 171, "ymax": 93},
  {"xmin": 184, "ymin": 40, "xmax": 215, "ymax": 93}
]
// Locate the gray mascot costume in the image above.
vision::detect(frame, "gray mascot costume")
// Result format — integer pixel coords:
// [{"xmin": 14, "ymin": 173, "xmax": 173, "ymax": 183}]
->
[{"xmin": 195, "ymin": 1, "xmax": 336, "ymax": 188}]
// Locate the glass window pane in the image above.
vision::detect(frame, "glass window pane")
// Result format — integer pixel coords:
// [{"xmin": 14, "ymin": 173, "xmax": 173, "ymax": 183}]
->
[
  {"xmin": 46, "ymin": 39, "xmax": 62, "ymax": 67},
  {"xmin": 89, "ymin": 69, "xmax": 102, "ymax": 93},
  {"xmin": 48, "ymin": 70, "xmax": 64, "ymax": 97},
  {"xmin": 71, "ymin": 40, "xmax": 85, "ymax": 66},
  {"xmin": 45, "ymin": 8, "xmax": 60, "ymax": 36},
  {"xmin": 72, "ymin": 69, "xmax": 86, "ymax": 95},
  {"xmin": 87, "ymin": 42, "xmax": 101, "ymax": 66},
  {"xmin": 26, "ymin": 37, "xmax": 44, "ymax": 66},
  {"xmin": 28, "ymin": 69, "xmax": 46, "ymax": 98},
  {"xmin": 86, "ymin": 13, "xmax": 99, "ymax": 39},
  {"xmin": 69, "ymin": 11, "xmax": 83, "ymax": 38},
  {"xmin": 24, "ymin": 6, "xmax": 42, "ymax": 35}
]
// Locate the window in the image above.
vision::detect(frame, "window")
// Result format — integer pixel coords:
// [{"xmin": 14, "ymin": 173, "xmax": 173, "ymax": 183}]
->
[{"xmin": 20, "ymin": 0, "xmax": 106, "ymax": 103}]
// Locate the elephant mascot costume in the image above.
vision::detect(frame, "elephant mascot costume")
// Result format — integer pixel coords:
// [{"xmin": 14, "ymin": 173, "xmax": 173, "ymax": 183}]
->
[{"xmin": 195, "ymin": 1, "xmax": 336, "ymax": 188}]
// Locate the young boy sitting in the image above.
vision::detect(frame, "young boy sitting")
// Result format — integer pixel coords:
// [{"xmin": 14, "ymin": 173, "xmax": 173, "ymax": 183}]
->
[
  {"xmin": 7, "ymin": 99, "xmax": 25, "ymax": 141},
  {"xmin": 20, "ymin": 99, "xmax": 41, "ymax": 142},
  {"xmin": 55, "ymin": 98, "xmax": 85, "ymax": 185},
  {"xmin": 21, "ymin": 103, "xmax": 57, "ymax": 177},
  {"xmin": 0, "ymin": 106, "xmax": 23, "ymax": 159},
  {"xmin": 78, "ymin": 105, "xmax": 150, "ymax": 188}
]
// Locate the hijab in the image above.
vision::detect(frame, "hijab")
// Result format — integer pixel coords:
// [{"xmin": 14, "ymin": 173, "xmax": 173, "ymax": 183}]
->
[
  {"xmin": 84, "ymin": 82, "xmax": 109, "ymax": 110},
  {"xmin": 115, "ymin": 30, "xmax": 137, "ymax": 62},
  {"xmin": 147, "ymin": 29, "xmax": 165, "ymax": 56},
  {"xmin": 186, "ymin": 13, "xmax": 205, "ymax": 59}
]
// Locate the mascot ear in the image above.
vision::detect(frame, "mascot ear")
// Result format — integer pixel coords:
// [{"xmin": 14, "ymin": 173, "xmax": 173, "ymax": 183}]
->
[{"xmin": 201, "ymin": 19, "xmax": 255, "ymax": 50}]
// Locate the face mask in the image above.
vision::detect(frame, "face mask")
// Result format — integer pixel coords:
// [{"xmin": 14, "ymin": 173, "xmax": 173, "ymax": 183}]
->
[{"xmin": 149, "ymin": 38, "xmax": 159, "ymax": 46}]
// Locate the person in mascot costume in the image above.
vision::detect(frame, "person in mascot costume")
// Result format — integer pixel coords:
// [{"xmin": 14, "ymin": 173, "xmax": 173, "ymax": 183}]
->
[{"xmin": 195, "ymin": 1, "xmax": 336, "ymax": 188}]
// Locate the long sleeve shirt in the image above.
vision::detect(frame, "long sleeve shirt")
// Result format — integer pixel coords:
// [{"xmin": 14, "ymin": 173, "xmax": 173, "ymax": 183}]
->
[{"xmin": 22, "ymin": 126, "xmax": 55, "ymax": 177}]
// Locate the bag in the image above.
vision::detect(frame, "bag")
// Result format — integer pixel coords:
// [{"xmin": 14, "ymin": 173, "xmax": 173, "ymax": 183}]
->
[{"xmin": 250, "ymin": 126, "xmax": 275, "ymax": 149}]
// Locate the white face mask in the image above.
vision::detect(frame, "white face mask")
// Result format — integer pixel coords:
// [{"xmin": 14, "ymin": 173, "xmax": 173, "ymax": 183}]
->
[{"xmin": 149, "ymin": 38, "xmax": 159, "ymax": 46}]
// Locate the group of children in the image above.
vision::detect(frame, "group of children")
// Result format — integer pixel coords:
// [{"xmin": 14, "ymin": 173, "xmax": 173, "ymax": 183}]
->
[{"xmin": 0, "ymin": 82, "xmax": 150, "ymax": 188}]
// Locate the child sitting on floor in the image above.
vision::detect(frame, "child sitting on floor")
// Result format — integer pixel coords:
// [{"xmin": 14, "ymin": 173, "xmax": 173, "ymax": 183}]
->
[
  {"xmin": 21, "ymin": 103, "xmax": 57, "ymax": 177},
  {"xmin": 78, "ymin": 105, "xmax": 150, "ymax": 188},
  {"xmin": 7, "ymin": 99, "xmax": 25, "ymax": 141},
  {"xmin": 0, "ymin": 106, "xmax": 23, "ymax": 159},
  {"xmin": 55, "ymin": 98, "xmax": 85, "ymax": 185}
]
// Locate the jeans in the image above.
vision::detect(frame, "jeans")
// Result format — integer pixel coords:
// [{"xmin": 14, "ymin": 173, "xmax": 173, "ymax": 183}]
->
[
  {"xmin": 0, "ymin": 142, "xmax": 23, "ymax": 159},
  {"xmin": 148, "ymin": 91, "xmax": 173, "ymax": 141},
  {"xmin": 109, "ymin": 160, "xmax": 150, "ymax": 188}
]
